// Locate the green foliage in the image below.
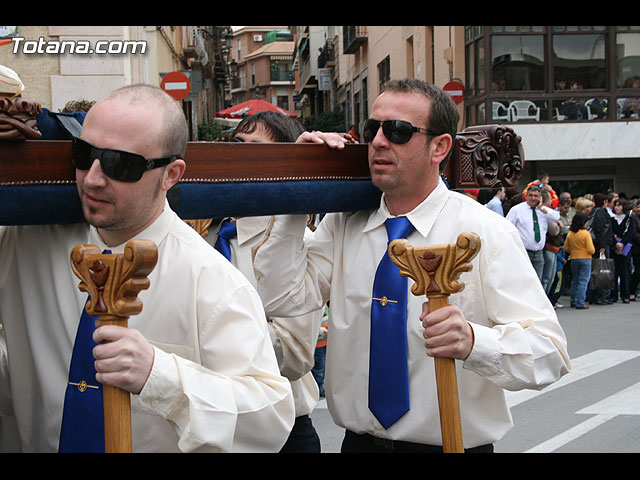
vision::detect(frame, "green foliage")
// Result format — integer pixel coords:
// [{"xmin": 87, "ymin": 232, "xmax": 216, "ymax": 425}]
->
[
  {"xmin": 303, "ymin": 108, "xmax": 346, "ymax": 133},
  {"xmin": 198, "ymin": 121, "xmax": 231, "ymax": 141}
]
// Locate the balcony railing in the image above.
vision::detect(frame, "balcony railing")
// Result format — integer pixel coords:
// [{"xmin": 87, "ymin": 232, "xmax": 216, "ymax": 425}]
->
[
  {"xmin": 271, "ymin": 70, "xmax": 295, "ymax": 82},
  {"xmin": 343, "ymin": 26, "xmax": 367, "ymax": 54},
  {"xmin": 318, "ymin": 40, "xmax": 335, "ymax": 68}
]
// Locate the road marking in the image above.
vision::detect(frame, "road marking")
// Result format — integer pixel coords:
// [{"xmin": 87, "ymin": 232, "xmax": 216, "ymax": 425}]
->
[
  {"xmin": 524, "ymin": 381, "xmax": 640, "ymax": 452},
  {"xmin": 524, "ymin": 413, "xmax": 616, "ymax": 453},
  {"xmin": 506, "ymin": 349, "xmax": 640, "ymax": 408}
]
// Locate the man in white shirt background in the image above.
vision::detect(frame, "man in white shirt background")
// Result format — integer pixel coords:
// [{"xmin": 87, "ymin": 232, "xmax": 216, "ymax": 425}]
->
[
  {"xmin": 253, "ymin": 78, "xmax": 570, "ymax": 453},
  {"xmin": 485, "ymin": 185, "xmax": 505, "ymax": 216},
  {"xmin": 506, "ymin": 184, "xmax": 561, "ymax": 282}
]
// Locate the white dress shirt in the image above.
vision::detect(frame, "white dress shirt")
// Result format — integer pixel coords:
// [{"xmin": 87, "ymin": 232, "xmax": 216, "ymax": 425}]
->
[
  {"xmin": 506, "ymin": 201, "xmax": 560, "ymax": 251},
  {"xmin": 253, "ymin": 179, "xmax": 570, "ymax": 448},
  {"xmin": 207, "ymin": 215, "xmax": 322, "ymax": 417},
  {"xmin": 0, "ymin": 201, "xmax": 294, "ymax": 452}
]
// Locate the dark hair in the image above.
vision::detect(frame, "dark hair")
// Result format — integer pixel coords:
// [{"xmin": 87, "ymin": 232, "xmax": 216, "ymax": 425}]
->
[
  {"xmin": 559, "ymin": 197, "xmax": 571, "ymax": 206},
  {"xmin": 232, "ymin": 111, "xmax": 304, "ymax": 143},
  {"xmin": 592, "ymin": 192, "xmax": 608, "ymax": 208},
  {"xmin": 381, "ymin": 78, "xmax": 459, "ymax": 171},
  {"xmin": 614, "ymin": 197, "xmax": 630, "ymax": 214},
  {"xmin": 570, "ymin": 212, "xmax": 589, "ymax": 232}
]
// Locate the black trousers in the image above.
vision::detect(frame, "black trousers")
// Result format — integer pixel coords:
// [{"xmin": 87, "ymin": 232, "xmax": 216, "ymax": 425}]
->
[
  {"xmin": 279, "ymin": 415, "xmax": 321, "ymax": 453},
  {"xmin": 341, "ymin": 430, "xmax": 493, "ymax": 453}
]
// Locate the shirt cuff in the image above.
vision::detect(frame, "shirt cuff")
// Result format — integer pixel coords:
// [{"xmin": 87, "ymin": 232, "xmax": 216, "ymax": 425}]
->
[
  {"xmin": 135, "ymin": 346, "xmax": 182, "ymax": 418},
  {"xmin": 462, "ymin": 322, "xmax": 501, "ymax": 377}
]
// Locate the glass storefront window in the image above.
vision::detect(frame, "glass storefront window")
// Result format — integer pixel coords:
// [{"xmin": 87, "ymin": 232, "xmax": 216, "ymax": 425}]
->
[
  {"xmin": 466, "ymin": 27, "xmax": 640, "ymax": 125},
  {"xmin": 491, "ymin": 35, "xmax": 544, "ymax": 91},
  {"xmin": 553, "ymin": 34, "xmax": 606, "ymax": 89},
  {"xmin": 616, "ymin": 33, "xmax": 640, "ymax": 87}
]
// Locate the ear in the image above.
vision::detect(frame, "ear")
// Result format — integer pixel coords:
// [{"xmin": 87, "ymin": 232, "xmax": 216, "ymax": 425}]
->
[
  {"xmin": 429, "ymin": 133, "xmax": 453, "ymax": 168},
  {"xmin": 162, "ymin": 159, "xmax": 186, "ymax": 192}
]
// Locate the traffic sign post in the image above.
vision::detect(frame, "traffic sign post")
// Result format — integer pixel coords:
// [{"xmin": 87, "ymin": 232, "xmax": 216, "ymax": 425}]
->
[
  {"xmin": 161, "ymin": 71, "xmax": 191, "ymax": 101},
  {"xmin": 443, "ymin": 80, "xmax": 465, "ymax": 105}
]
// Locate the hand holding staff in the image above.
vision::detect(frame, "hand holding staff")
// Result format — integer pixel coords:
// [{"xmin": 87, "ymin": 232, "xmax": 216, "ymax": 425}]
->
[
  {"xmin": 70, "ymin": 239, "xmax": 158, "ymax": 453},
  {"xmin": 388, "ymin": 232, "xmax": 481, "ymax": 453}
]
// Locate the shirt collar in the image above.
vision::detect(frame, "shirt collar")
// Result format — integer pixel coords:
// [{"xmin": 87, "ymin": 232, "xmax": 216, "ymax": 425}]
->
[
  {"xmin": 89, "ymin": 199, "xmax": 174, "ymax": 253},
  {"xmin": 363, "ymin": 178, "xmax": 449, "ymax": 238}
]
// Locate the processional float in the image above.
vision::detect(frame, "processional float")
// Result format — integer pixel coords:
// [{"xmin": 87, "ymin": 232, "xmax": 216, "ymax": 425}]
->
[{"xmin": 0, "ymin": 90, "xmax": 524, "ymax": 452}]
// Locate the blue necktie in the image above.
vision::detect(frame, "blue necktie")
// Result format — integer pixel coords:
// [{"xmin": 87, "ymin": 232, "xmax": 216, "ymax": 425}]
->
[
  {"xmin": 369, "ymin": 217, "xmax": 414, "ymax": 429},
  {"xmin": 214, "ymin": 220, "xmax": 237, "ymax": 261},
  {"xmin": 59, "ymin": 249, "xmax": 111, "ymax": 453}
]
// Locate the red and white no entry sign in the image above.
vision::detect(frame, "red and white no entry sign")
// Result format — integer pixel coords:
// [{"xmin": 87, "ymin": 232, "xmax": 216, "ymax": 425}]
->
[
  {"xmin": 161, "ymin": 71, "xmax": 191, "ymax": 101},
  {"xmin": 443, "ymin": 80, "xmax": 465, "ymax": 105}
]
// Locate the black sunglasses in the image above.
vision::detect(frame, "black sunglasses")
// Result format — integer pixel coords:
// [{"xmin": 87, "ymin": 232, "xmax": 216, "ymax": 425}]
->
[
  {"xmin": 72, "ymin": 137, "xmax": 179, "ymax": 182},
  {"xmin": 363, "ymin": 119, "xmax": 439, "ymax": 145}
]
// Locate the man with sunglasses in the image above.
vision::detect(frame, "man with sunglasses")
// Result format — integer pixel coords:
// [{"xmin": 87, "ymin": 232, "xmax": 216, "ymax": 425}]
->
[
  {"xmin": 253, "ymin": 78, "xmax": 569, "ymax": 453},
  {"xmin": 0, "ymin": 84, "xmax": 295, "ymax": 452}
]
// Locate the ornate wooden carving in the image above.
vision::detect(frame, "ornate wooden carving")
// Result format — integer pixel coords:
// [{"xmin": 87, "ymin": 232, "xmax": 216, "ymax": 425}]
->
[
  {"xmin": 70, "ymin": 239, "xmax": 158, "ymax": 453},
  {"xmin": 0, "ymin": 96, "xmax": 42, "ymax": 140},
  {"xmin": 447, "ymin": 125, "xmax": 523, "ymax": 189},
  {"xmin": 388, "ymin": 232, "xmax": 481, "ymax": 453}
]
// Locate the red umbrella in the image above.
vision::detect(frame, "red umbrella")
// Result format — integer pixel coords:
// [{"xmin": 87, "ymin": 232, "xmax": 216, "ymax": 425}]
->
[{"xmin": 216, "ymin": 99, "xmax": 297, "ymax": 119}]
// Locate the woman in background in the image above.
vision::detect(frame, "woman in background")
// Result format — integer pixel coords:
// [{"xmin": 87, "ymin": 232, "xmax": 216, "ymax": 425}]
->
[{"xmin": 564, "ymin": 212, "xmax": 595, "ymax": 309}]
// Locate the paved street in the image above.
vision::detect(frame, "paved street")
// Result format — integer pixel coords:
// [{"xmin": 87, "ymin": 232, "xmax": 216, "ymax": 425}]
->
[{"xmin": 310, "ymin": 295, "xmax": 640, "ymax": 453}]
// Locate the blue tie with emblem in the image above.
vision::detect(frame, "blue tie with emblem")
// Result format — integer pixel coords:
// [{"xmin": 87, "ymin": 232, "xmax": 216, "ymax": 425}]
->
[
  {"xmin": 214, "ymin": 220, "xmax": 237, "ymax": 261},
  {"xmin": 368, "ymin": 217, "xmax": 414, "ymax": 429},
  {"xmin": 59, "ymin": 249, "xmax": 111, "ymax": 453}
]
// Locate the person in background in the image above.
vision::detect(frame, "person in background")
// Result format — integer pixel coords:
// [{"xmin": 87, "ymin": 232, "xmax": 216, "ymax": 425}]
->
[
  {"xmin": 542, "ymin": 189, "xmax": 563, "ymax": 295},
  {"xmin": 610, "ymin": 197, "xmax": 636, "ymax": 304},
  {"xmin": 590, "ymin": 193, "xmax": 615, "ymax": 305},
  {"xmin": 347, "ymin": 124, "xmax": 360, "ymax": 142},
  {"xmin": 205, "ymin": 110, "xmax": 333, "ymax": 452},
  {"xmin": 549, "ymin": 196, "xmax": 574, "ymax": 308},
  {"xmin": 629, "ymin": 199, "xmax": 640, "ymax": 301},
  {"xmin": 564, "ymin": 212, "xmax": 595, "ymax": 309},
  {"xmin": 522, "ymin": 173, "xmax": 559, "ymax": 209},
  {"xmin": 506, "ymin": 185, "xmax": 561, "ymax": 282},
  {"xmin": 485, "ymin": 185, "xmax": 505, "ymax": 216}
]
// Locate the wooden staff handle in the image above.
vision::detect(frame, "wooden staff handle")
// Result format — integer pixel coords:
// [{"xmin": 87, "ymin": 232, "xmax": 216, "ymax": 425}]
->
[
  {"xmin": 388, "ymin": 233, "xmax": 481, "ymax": 453},
  {"xmin": 70, "ymin": 240, "xmax": 158, "ymax": 453},
  {"xmin": 428, "ymin": 296, "xmax": 464, "ymax": 453},
  {"xmin": 99, "ymin": 314, "xmax": 132, "ymax": 453}
]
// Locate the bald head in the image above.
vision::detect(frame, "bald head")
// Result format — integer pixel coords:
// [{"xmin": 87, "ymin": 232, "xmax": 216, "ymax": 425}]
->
[{"xmin": 99, "ymin": 84, "xmax": 188, "ymax": 158}]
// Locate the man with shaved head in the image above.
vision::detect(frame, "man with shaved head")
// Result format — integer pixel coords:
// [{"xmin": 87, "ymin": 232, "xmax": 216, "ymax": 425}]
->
[{"xmin": 0, "ymin": 84, "xmax": 294, "ymax": 452}]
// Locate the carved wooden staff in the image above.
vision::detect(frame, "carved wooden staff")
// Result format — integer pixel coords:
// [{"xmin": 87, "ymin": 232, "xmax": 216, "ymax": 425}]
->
[
  {"xmin": 70, "ymin": 239, "xmax": 158, "ymax": 453},
  {"xmin": 388, "ymin": 232, "xmax": 481, "ymax": 453}
]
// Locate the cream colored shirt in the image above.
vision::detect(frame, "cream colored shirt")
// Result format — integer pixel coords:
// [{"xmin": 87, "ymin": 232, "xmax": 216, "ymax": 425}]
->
[
  {"xmin": 0, "ymin": 202, "xmax": 294, "ymax": 452},
  {"xmin": 254, "ymin": 179, "xmax": 571, "ymax": 448},
  {"xmin": 207, "ymin": 216, "xmax": 321, "ymax": 417}
]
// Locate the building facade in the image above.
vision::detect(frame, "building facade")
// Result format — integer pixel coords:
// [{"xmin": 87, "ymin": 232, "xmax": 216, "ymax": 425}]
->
[
  {"xmin": 1, "ymin": 25, "xmax": 232, "ymax": 140},
  {"xmin": 464, "ymin": 26, "xmax": 640, "ymax": 196},
  {"xmin": 293, "ymin": 25, "xmax": 640, "ymax": 197},
  {"xmin": 227, "ymin": 27, "xmax": 297, "ymax": 114}
]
